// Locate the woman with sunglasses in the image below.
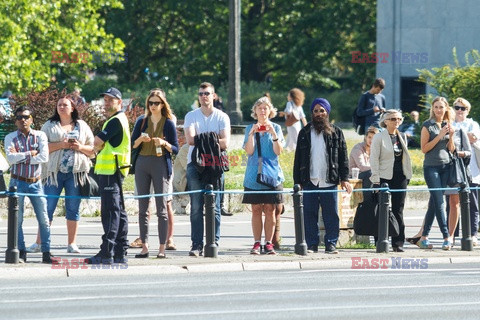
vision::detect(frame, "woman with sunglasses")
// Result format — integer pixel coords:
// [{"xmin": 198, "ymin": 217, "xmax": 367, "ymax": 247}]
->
[
  {"xmin": 370, "ymin": 110, "xmax": 412, "ymax": 251},
  {"xmin": 418, "ymin": 97, "xmax": 455, "ymax": 250},
  {"xmin": 447, "ymin": 98, "xmax": 479, "ymax": 247},
  {"xmin": 27, "ymin": 96, "xmax": 95, "ymax": 254},
  {"xmin": 131, "ymin": 90, "xmax": 178, "ymax": 258}
]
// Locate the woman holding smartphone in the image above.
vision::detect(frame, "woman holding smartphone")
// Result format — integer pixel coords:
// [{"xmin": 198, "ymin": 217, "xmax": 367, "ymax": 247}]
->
[
  {"xmin": 131, "ymin": 90, "xmax": 178, "ymax": 259},
  {"xmin": 26, "ymin": 96, "xmax": 95, "ymax": 254},
  {"xmin": 419, "ymin": 97, "xmax": 455, "ymax": 250}
]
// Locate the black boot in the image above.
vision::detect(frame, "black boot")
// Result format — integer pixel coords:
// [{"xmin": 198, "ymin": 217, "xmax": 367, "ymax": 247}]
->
[
  {"xmin": 42, "ymin": 252, "xmax": 59, "ymax": 264},
  {"xmin": 19, "ymin": 250, "xmax": 27, "ymax": 263}
]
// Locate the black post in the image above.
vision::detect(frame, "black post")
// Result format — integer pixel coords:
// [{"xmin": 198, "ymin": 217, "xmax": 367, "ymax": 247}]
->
[
  {"xmin": 293, "ymin": 184, "xmax": 307, "ymax": 255},
  {"xmin": 5, "ymin": 186, "xmax": 19, "ymax": 264},
  {"xmin": 376, "ymin": 183, "xmax": 390, "ymax": 253},
  {"xmin": 204, "ymin": 184, "xmax": 218, "ymax": 258},
  {"xmin": 460, "ymin": 183, "xmax": 473, "ymax": 251}
]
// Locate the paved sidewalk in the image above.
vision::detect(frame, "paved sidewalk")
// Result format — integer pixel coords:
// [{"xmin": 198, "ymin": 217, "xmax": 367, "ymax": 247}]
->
[{"xmin": 1, "ymin": 207, "xmax": 479, "ymax": 278}]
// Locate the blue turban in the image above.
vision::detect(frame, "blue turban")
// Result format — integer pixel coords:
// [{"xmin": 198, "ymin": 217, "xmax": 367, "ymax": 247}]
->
[{"xmin": 310, "ymin": 98, "xmax": 331, "ymax": 114}]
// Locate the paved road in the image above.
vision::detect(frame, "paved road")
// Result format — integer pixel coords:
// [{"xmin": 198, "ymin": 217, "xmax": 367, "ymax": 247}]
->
[{"xmin": 2, "ymin": 263, "xmax": 480, "ymax": 320}]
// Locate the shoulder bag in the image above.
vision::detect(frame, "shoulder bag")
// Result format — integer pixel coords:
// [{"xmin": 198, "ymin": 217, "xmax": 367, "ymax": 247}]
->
[{"xmin": 255, "ymin": 132, "xmax": 279, "ymax": 188}]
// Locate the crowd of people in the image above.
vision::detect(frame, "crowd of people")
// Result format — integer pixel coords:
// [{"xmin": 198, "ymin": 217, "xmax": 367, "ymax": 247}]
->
[{"xmin": 4, "ymin": 78, "xmax": 479, "ymax": 264}]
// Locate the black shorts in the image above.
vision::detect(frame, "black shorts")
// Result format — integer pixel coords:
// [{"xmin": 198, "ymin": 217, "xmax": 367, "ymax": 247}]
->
[{"xmin": 242, "ymin": 185, "xmax": 284, "ymax": 204}]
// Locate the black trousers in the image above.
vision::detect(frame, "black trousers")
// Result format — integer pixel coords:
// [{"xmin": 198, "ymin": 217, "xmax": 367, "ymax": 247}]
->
[
  {"xmin": 380, "ymin": 172, "xmax": 408, "ymax": 248},
  {"xmin": 98, "ymin": 174, "xmax": 129, "ymax": 259}
]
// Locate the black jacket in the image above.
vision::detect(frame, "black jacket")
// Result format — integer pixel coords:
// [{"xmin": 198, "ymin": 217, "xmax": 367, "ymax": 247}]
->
[
  {"xmin": 191, "ymin": 132, "xmax": 225, "ymax": 188},
  {"xmin": 293, "ymin": 123, "xmax": 349, "ymax": 186}
]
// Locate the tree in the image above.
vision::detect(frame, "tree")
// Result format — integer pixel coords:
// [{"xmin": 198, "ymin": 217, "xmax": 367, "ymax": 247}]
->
[
  {"xmin": 418, "ymin": 48, "xmax": 480, "ymax": 119},
  {"xmin": 0, "ymin": 0, "xmax": 125, "ymax": 94}
]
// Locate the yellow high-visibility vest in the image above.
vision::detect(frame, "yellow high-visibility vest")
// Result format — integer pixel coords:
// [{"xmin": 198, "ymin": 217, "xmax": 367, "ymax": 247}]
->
[{"xmin": 95, "ymin": 112, "xmax": 131, "ymax": 176}]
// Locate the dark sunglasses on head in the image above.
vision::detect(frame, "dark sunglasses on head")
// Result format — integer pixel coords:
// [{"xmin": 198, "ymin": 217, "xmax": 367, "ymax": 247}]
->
[
  {"xmin": 148, "ymin": 101, "xmax": 161, "ymax": 106},
  {"xmin": 16, "ymin": 115, "xmax": 31, "ymax": 120},
  {"xmin": 198, "ymin": 92, "xmax": 211, "ymax": 96},
  {"xmin": 454, "ymin": 105, "xmax": 467, "ymax": 111},
  {"xmin": 313, "ymin": 109, "xmax": 326, "ymax": 113}
]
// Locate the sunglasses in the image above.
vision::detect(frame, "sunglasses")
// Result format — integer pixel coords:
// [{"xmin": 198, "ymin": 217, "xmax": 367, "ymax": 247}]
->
[
  {"xmin": 16, "ymin": 115, "xmax": 31, "ymax": 121},
  {"xmin": 313, "ymin": 109, "xmax": 326, "ymax": 113},
  {"xmin": 454, "ymin": 105, "xmax": 467, "ymax": 111},
  {"xmin": 198, "ymin": 92, "xmax": 211, "ymax": 97},
  {"xmin": 388, "ymin": 118, "xmax": 403, "ymax": 121},
  {"xmin": 148, "ymin": 101, "xmax": 161, "ymax": 106}
]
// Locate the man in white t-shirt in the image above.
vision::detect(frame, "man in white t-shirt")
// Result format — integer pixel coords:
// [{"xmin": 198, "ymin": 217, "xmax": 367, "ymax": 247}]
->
[{"xmin": 184, "ymin": 82, "xmax": 231, "ymax": 256}]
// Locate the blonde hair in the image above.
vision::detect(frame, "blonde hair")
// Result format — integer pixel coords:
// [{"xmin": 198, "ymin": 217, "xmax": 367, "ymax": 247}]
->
[
  {"xmin": 145, "ymin": 90, "xmax": 173, "ymax": 119},
  {"xmin": 429, "ymin": 96, "xmax": 453, "ymax": 122},
  {"xmin": 250, "ymin": 97, "xmax": 277, "ymax": 120},
  {"xmin": 453, "ymin": 97, "xmax": 471, "ymax": 111},
  {"xmin": 379, "ymin": 109, "xmax": 403, "ymax": 128}
]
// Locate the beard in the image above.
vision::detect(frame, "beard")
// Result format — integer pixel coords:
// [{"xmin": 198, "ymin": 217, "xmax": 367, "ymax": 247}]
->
[{"xmin": 312, "ymin": 115, "xmax": 332, "ymax": 135}]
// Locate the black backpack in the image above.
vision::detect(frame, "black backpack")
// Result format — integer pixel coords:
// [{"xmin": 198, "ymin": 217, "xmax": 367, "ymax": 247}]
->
[{"xmin": 352, "ymin": 106, "xmax": 365, "ymax": 135}]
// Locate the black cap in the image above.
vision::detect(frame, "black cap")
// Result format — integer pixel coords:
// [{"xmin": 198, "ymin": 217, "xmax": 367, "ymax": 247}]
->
[{"xmin": 100, "ymin": 87, "xmax": 122, "ymax": 100}]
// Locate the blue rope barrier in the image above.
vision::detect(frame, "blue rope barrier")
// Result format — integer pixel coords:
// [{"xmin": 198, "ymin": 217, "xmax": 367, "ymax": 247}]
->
[{"xmin": 3, "ymin": 185, "xmax": 476, "ymax": 199}]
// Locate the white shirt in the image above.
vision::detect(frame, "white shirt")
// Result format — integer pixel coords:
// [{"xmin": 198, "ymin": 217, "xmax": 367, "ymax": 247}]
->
[
  {"xmin": 184, "ymin": 107, "xmax": 231, "ymax": 164},
  {"xmin": 309, "ymin": 130, "xmax": 335, "ymax": 188}
]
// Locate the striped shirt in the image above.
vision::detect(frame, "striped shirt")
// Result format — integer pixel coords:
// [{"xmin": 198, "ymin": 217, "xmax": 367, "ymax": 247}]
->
[{"xmin": 4, "ymin": 129, "xmax": 49, "ymax": 178}]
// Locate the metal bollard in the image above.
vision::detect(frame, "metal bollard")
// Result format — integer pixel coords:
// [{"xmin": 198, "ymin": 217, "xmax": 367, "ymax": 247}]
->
[
  {"xmin": 376, "ymin": 183, "xmax": 390, "ymax": 253},
  {"xmin": 460, "ymin": 183, "xmax": 473, "ymax": 251},
  {"xmin": 204, "ymin": 184, "xmax": 218, "ymax": 258},
  {"xmin": 5, "ymin": 186, "xmax": 19, "ymax": 264},
  {"xmin": 293, "ymin": 184, "xmax": 307, "ymax": 255}
]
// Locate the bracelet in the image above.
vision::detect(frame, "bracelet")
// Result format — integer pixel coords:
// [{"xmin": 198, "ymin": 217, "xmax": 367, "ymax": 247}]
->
[{"xmin": 272, "ymin": 138, "xmax": 279, "ymax": 142}]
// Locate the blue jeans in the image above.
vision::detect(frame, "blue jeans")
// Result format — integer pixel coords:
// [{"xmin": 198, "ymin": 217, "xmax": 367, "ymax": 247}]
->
[
  {"xmin": 302, "ymin": 182, "xmax": 338, "ymax": 247},
  {"xmin": 186, "ymin": 163, "xmax": 221, "ymax": 247},
  {"xmin": 423, "ymin": 165, "xmax": 449, "ymax": 239},
  {"xmin": 11, "ymin": 179, "xmax": 51, "ymax": 252},
  {"xmin": 44, "ymin": 172, "xmax": 81, "ymax": 221}
]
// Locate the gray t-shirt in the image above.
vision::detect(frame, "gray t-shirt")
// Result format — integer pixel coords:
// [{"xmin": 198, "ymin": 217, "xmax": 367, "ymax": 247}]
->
[{"xmin": 422, "ymin": 119, "xmax": 450, "ymax": 167}]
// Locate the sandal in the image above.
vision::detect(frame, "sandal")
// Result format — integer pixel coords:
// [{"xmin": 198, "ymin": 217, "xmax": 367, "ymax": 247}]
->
[
  {"xmin": 157, "ymin": 253, "xmax": 166, "ymax": 259},
  {"xmin": 129, "ymin": 237, "xmax": 143, "ymax": 248},
  {"xmin": 406, "ymin": 237, "xmax": 421, "ymax": 245},
  {"xmin": 166, "ymin": 240, "xmax": 177, "ymax": 251}
]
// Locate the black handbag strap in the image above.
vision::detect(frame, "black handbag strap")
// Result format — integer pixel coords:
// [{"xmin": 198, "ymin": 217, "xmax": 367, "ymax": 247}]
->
[{"xmin": 255, "ymin": 132, "xmax": 262, "ymax": 157}]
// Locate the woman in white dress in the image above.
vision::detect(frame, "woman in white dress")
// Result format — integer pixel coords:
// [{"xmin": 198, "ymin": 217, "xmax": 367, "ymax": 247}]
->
[{"xmin": 284, "ymin": 88, "xmax": 307, "ymax": 151}]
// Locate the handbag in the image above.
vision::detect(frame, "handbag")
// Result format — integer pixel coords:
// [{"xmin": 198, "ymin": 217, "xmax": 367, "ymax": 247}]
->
[
  {"xmin": 79, "ymin": 169, "xmax": 100, "ymax": 197},
  {"xmin": 285, "ymin": 111, "xmax": 300, "ymax": 127},
  {"xmin": 354, "ymin": 191, "xmax": 400, "ymax": 237},
  {"xmin": 130, "ymin": 116, "xmax": 148, "ymax": 174},
  {"xmin": 447, "ymin": 151, "xmax": 467, "ymax": 188},
  {"xmin": 255, "ymin": 132, "xmax": 279, "ymax": 188}
]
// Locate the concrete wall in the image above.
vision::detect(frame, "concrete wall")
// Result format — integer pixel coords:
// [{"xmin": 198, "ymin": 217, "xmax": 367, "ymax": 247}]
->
[{"xmin": 377, "ymin": 0, "xmax": 480, "ymax": 109}]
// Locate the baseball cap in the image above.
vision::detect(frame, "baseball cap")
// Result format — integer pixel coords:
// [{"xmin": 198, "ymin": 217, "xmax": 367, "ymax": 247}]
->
[{"xmin": 100, "ymin": 87, "xmax": 122, "ymax": 100}]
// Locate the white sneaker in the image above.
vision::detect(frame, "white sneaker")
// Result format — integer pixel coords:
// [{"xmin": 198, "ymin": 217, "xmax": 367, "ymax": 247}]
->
[
  {"xmin": 26, "ymin": 243, "xmax": 41, "ymax": 253},
  {"xmin": 67, "ymin": 244, "xmax": 81, "ymax": 253},
  {"xmin": 473, "ymin": 236, "xmax": 478, "ymax": 247}
]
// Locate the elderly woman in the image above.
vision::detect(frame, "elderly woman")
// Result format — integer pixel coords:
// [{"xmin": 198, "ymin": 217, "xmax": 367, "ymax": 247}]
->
[
  {"xmin": 448, "ymin": 98, "xmax": 478, "ymax": 246},
  {"xmin": 131, "ymin": 90, "xmax": 179, "ymax": 259},
  {"xmin": 349, "ymin": 126, "xmax": 379, "ymax": 189},
  {"xmin": 419, "ymin": 97, "xmax": 455, "ymax": 250},
  {"xmin": 26, "ymin": 97, "xmax": 95, "ymax": 254},
  {"xmin": 370, "ymin": 110, "xmax": 412, "ymax": 252},
  {"xmin": 243, "ymin": 97, "xmax": 285, "ymax": 255}
]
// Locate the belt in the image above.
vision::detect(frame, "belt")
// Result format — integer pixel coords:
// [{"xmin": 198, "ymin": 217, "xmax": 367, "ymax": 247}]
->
[{"xmin": 11, "ymin": 174, "xmax": 41, "ymax": 184}]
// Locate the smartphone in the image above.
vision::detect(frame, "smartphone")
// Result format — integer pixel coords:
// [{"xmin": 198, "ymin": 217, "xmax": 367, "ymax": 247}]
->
[
  {"xmin": 68, "ymin": 138, "xmax": 76, "ymax": 143},
  {"xmin": 258, "ymin": 125, "xmax": 266, "ymax": 131}
]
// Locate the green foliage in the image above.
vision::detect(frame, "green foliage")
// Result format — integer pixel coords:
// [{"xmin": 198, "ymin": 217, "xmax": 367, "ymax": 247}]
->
[
  {"xmin": 418, "ymin": 48, "xmax": 480, "ymax": 119},
  {"xmin": 0, "ymin": 0, "xmax": 125, "ymax": 94}
]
